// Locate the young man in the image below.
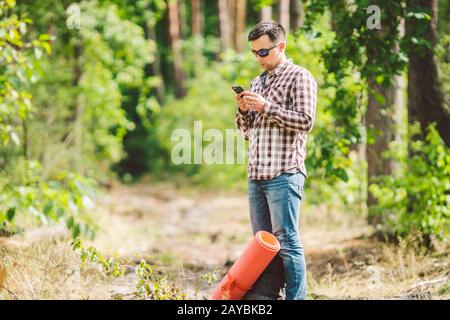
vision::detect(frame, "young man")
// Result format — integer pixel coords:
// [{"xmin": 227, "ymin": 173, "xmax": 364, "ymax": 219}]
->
[{"xmin": 236, "ymin": 21, "xmax": 317, "ymax": 300}]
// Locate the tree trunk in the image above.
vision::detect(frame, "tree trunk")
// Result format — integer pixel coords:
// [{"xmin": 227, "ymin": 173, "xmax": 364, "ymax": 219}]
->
[
  {"xmin": 366, "ymin": 16, "xmax": 405, "ymax": 226},
  {"xmin": 191, "ymin": 0, "xmax": 204, "ymax": 76},
  {"xmin": 191, "ymin": 0, "xmax": 202, "ymax": 36},
  {"xmin": 406, "ymin": 0, "xmax": 450, "ymax": 146},
  {"xmin": 279, "ymin": 0, "xmax": 290, "ymax": 32},
  {"xmin": 144, "ymin": 21, "xmax": 165, "ymax": 104},
  {"xmin": 218, "ymin": 0, "xmax": 231, "ymax": 50},
  {"xmin": 446, "ymin": 0, "xmax": 450, "ymax": 62},
  {"xmin": 235, "ymin": 0, "xmax": 246, "ymax": 52},
  {"xmin": 228, "ymin": 0, "xmax": 237, "ymax": 50},
  {"xmin": 260, "ymin": 5, "xmax": 272, "ymax": 21},
  {"xmin": 72, "ymin": 41, "xmax": 84, "ymax": 173},
  {"xmin": 178, "ymin": 0, "xmax": 186, "ymax": 39},
  {"xmin": 366, "ymin": 77, "xmax": 401, "ymax": 225},
  {"xmin": 168, "ymin": 0, "xmax": 187, "ymax": 98},
  {"xmin": 290, "ymin": 0, "xmax": 304, "ymax": 30}
]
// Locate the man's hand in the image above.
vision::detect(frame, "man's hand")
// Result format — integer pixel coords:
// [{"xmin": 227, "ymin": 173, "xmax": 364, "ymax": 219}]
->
[
  {"xmin": 236, "ymin": 93, "xmax": 250, "ymax": 112},
  {"xmin": 242, "ymin": 91, "xmax": 266, "ymax": 113}
]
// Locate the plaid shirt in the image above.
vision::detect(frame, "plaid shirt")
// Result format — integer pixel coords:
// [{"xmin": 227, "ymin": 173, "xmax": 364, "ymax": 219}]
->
[{"xmin": 236, "ymin": 58, "xmax": 317, "ymax": 180}]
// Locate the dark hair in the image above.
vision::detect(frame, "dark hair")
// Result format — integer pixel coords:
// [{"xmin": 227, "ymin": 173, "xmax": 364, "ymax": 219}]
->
[{"xmin": 248, "ymin": 21, "xmax": 286, "ymax": 43}]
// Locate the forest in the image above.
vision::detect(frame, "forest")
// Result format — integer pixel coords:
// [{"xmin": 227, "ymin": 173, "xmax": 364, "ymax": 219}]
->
[{"xmin": 0, "ymin": 0, "xmax": 449, "ymax": 300}]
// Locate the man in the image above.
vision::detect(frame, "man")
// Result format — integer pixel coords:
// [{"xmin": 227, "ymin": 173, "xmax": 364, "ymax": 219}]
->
[{"xmin": 235, "ymin": 21, "xmax": 317, "ymax": 300}]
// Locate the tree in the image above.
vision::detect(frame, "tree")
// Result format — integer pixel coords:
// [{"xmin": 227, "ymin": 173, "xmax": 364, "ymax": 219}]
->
[
  {"xmin": 218, "ymin": 0, "xmax": 231, "ymax": 50},
  {"xmin": 168, "ymin": 0, "xmax": 187, "ymax": 98},
  {"xmin": 235, "ymin": 0, "xmax": 247, "ymax": 52},
  {"xmin": 405, "ymin": 0, "xmax": 450, "ymax": 146},
  {"xmin": 260, "ymin": 5, "xmax": 272, "ymax": 21},
  {"xmin": 366, "ymin": 17, "xmax": 405, "ymax": 225},
  {"xmin": 279, "ymin": 0, "xmax": 290, "ymax": 32},
  {"xmin": 191, "ymin": 0, "xmax": 202, "ymax": 36},
  {"xmin": 366, "ymin": 76, "xmax": 403, "ymax": 225},
  {"xmin": 290, "ymin": 0, "xmax": 304, "ymax": 30}
]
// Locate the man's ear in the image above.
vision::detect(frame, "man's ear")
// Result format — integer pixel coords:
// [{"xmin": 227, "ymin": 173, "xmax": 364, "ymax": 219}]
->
[{"xmin": 279, "ymin": 42, "xmax": 286, "ymax": 52}]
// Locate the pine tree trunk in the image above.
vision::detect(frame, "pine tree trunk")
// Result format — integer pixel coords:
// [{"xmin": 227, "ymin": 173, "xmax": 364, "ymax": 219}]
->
[
  {"xmin": 260, "ymin": 5, "xmax": 272, "ymax": 21},
  {"xmin": 279, "ymin": 0, "xmax": 290, "ymax": 32},
  {"xmin": 218, "ymin": 0, "xmax": 231, "ymax": 50},
  {"xmin": 406, "ymin": 0, "xmax": 450, "ymax": 146},
  {"xmin": 145, "ymin": 21, "xmax": 165, "ymax": 104},
  {"xmin": 290, "ymin": 0, "xmax": 304, "ymax": 30},
  {"xmin": 446, "ymin": 0, "xmax": 450, "ymax": 62},
  {"xmin": 235, "ymin": 0, "xmax": 246, "ymax": 52},
  {"xmin": 191, "ymin": 0, "xmax": 203, "ymax": 76},
  {"xmin": 73, "ymin": 41, "xmax": 84, "ymax": 173},
  {"xmin": 228, "ymin": 0, "xmax": 237, "ymax": 50},
  {"xmin": 366, "ymin": 77, "xmax": 401, "ymax": 225},
  {"xmin": 168, "ymin": 0, "xmax": 187, "ymax": 98},
  {"xmin": 191, "ymin": 0, "xmax": 202, "ymax": 36}
]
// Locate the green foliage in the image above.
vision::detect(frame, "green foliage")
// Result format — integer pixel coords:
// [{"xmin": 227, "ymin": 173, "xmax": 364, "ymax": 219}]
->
[
  {"xmin": 0, "ymin": 1, "xmax": 100, "ymax": 238},
  {"xmin": 250, "ymin": 0, "xmax": 275, "ymax": 10},
  {"xmin": 0, "ymin": 0, "xmax": 51, "ymax": 150},
  {"xmin": 150, "ymin": 13, "xmax": 369, "ymax": 194},
  {"xmin": 26, "ymin": 0, "xmax": 154, "ymax": 179},
  {"xmin": 303, "ymin": 1, "xmax": 406, "ymax": 184},
  {"xmin": 0, "ymin": 160, "xmax": 98, "ymax": 239},
  {"xmin": 154, "ymin": 63, "xmax": 249, "ymax": 191},
  {"xmin": 288, "ymin": 14, "xmax": 365, "ymax": 184},
  {"xmin": 71, "ymin": 238, "xmax": 189, "ymax": 300},
  {"xmin": 369, "ymin": 124, "xmax": 450, "ymax": 240},
  {"xmin": 201, "ymin": 268, "xmax": 221, "ymax": 287}
]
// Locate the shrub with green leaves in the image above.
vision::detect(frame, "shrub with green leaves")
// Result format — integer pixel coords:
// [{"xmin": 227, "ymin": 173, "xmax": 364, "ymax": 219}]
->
[
  {"xmin": 71, "ymin": 238, "xmax": 189, "ymax": 300},
  {"xmin": 369, "ymin": 124, "xmax": 450, "ymax": 241},
  {"xmin": 0, "ymin": 1, "xmax": 98, "ymax": 238},
  {"xmin": 0, "ymin": 160, "xmax": 98, "ymax": 239}
]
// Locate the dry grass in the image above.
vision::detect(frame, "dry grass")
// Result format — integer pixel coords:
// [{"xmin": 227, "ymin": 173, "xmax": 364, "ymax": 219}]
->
[
  {"xmin": 307, "ymin": 233, "xmax": 450, "ymax": 300},
  {"xmin": 1, "ymin": 182, "xmax": 448, "ymax": 300},
  {"xmin": 0, "ymin": 223, "xmax": 141, "ymax": 300}
]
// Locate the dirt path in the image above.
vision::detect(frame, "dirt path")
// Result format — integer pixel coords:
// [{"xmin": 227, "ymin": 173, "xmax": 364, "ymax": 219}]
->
[
  {"xmin": 1, "ymin": 181, "xmax": 447, "ymax": 300},
  {"xmin": 86, "ymin": 181, "xmax": 448, "ymax": 300}
]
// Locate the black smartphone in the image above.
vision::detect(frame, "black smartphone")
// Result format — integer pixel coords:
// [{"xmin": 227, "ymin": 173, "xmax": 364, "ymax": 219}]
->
[{"xmin": 232, "ymin": 85, "xmax": 244, "ymax": 95}]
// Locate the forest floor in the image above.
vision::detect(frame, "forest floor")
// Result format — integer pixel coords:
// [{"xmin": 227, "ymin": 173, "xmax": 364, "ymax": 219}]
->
[{"xmin": 1, "ymin": 180, "xmax": 449, "ymax": 300}]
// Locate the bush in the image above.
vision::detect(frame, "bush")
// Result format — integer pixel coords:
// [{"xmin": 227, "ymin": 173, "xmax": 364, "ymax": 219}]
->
[{"xmin": 369, "ymin": 123, "xmax": 450, "ymax": 243}]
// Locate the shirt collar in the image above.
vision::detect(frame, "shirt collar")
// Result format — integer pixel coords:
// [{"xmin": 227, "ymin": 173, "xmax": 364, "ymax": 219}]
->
[{"xmin": 268, "ymin": 58, "xmax": 292, "ymax": 76}]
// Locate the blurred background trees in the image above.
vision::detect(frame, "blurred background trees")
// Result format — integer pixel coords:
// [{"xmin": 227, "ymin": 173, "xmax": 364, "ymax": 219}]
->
[{"xmin": 1, "ymin": 0, "xmax": 449, "ymax": 246}]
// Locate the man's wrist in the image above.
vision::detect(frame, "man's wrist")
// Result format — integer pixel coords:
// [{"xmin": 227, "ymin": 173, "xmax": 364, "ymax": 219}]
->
[{"xmin": 238, "ymin": 106, "xmax": 249, "ymax": 114}]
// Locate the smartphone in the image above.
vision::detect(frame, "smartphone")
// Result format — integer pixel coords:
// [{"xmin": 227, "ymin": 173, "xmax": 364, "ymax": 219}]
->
[{"xmin": 232, "ymin": 85, "xmax": 244, "ymax": 95}]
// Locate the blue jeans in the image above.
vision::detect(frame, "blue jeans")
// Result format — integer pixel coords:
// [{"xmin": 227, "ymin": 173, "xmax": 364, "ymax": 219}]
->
[{"xmin": 245, "ymin": 172, "xmax": 307, "ymax": 300}]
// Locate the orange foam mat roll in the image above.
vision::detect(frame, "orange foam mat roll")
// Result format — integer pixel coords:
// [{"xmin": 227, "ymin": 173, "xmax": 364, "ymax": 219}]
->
[{"xmin": 210, "ymin": 230, "xmax": 281, "ymax": 300}]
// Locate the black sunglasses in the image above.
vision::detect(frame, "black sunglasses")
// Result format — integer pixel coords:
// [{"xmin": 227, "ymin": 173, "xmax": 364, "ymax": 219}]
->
[{"xmin": 251, "ymin": 43, "xmax": 279, "ymax": 57}]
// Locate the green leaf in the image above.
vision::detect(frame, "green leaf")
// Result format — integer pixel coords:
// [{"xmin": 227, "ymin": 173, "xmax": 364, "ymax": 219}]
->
[
  {"xmin": 374, "ymin": 92, "xmax": 386, "ymax": 105},
  {"xmin": 66, "ymin": 216, "xmax": 74, "ymax": 229},
  {"xmin": 40, "ymin": 42, "xmax": 52, "ymax": 54},
  {"xmin": 56, "ymin": 207, "xmax": 65, "ymax": 218},
  {"xmin": 5, "ymin": 0, "xmax": 16, "ymax": 8},
  {"xmin": 72, "ymin": 224, "xmax": 80, "ymax": 238},
  {"xmin": 7, "ymin": 208, "xmax": 16, "ymax": 221},
  {"xmin": 43, "ymin": 202, "xmax": 53, "ymax": 216},
  {"xmin": 38, "ymin": 34, "xmax": 50, "ymax": 41}
]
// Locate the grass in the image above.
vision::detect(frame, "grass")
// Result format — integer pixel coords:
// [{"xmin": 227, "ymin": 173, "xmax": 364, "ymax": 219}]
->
[{"xmin": 1, "ymin": 181, "xmax": 448, "ymax": 300}]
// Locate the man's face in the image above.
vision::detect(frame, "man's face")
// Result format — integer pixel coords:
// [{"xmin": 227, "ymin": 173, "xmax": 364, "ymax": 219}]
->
[{"xmin": 250, "ymin": 35, "xmax": 285, "ymax": 71}]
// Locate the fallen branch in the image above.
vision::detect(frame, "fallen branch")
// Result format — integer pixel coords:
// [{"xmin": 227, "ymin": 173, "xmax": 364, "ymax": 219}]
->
[{"xmin": 410, "ymin": 276, "xmax": 448, "ymax": 290}]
